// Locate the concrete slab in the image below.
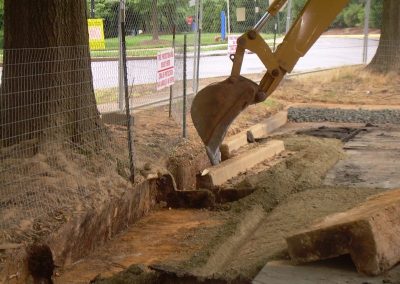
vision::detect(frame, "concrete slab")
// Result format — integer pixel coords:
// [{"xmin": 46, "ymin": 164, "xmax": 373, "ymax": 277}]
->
[
  {"xmin": 286, "ymin": 188, "xmax": 400, "ymax": 276},
  {"xmin": 324, "ymin": 127, "xmax": 400, "ymax": 189},
  {"xmin": 220, "ymin": 111, "xmax": 287, "ymax": 160},
  {"xmin": 253, "ymin": 259, "xmax": 400, "ymax": 284},
  {"xmin": 248, "ymin": 111, "xmax": 288, "ymax": 139},
  {"xmin": 200, "ymin": 140, "xmax": 285, "ymax": 188}
]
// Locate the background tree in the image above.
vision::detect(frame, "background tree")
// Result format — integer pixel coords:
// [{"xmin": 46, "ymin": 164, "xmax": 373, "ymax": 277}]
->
[
  {"xmin": 0, "ymin": 0, "xmax": 105, "ymax": 147},
  {"xmin": 368, "ymin": 0, "xmax": 400, "ymax": 73},
  {"xmin": 128, "ymin": 0, "xmax": 189, "ymax": 39},
  {"xmin": 151, "ymin": 0, "xmax": 159, "ymax": 40}
]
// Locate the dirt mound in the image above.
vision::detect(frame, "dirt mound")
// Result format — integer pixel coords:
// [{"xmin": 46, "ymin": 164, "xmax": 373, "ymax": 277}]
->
[
  {"xmin": 185, "ymin": 136, "xmax": 384, "ymax": 280},
  {"xmin": 0, "ymin": 139, "xmax": 134, "ymax": 244},
  {"xmin": 72, "ymin": 135, "xmax": 386, "ymax": 283}
]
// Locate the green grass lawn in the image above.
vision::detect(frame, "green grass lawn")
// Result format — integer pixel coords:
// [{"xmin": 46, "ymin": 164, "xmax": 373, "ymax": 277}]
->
[
  {"xmin": 91, "ymin": 32, "xmax": 282, "ymax": 58},
  {"xmin": 0, "ymin": 32, "xmax": 281, "ymax": 62},
  {"xmin": 104, "ymin": 32, "xmax": 279, "ymax": 49},
  {"xmin": 104, "ymin": 33, "xmax": 223, "ymax": 50}
]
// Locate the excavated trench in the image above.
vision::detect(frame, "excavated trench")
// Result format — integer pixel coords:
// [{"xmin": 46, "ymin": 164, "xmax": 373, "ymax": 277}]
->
[
  {"xmin": 54, "ymin": 128, "xmax": 378, "ymax": 283},
  {"xmin": 7, "ymin": 109, "xmax": 400, "ymax": 283}
]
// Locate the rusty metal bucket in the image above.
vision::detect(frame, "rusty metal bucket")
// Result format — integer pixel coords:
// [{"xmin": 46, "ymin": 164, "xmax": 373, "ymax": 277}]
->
[{"xmin": 191, "ymin": 76, "xmax": 266, "ymax": 165}]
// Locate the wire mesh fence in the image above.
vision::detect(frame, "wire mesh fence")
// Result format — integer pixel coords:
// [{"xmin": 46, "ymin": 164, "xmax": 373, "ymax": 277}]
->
[
  {"xmin": 87, "ymin": 0, "xmax": 199, "ymax": 125},
  {"xmin": 0, "ymin": 0, "xmax": 397, "ymax": 245},
  {"xmin": 0, "ymin": 0, "xmax": 201, "ymax": 241},
  {"xmin": 0, "ymin": 45, "xmax": 130, "ymax": 240}
]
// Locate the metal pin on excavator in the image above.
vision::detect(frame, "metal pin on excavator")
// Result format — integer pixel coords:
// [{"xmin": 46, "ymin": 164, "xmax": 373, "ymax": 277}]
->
[{"xmin": 191, "ymin": 0, "xmax": 350, "ymax": 165}]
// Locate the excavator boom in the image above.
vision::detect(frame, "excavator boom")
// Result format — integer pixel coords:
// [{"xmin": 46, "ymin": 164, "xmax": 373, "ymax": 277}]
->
[{"xmin": 191, "ymin": 0, "xmax": 350, "ymax": 165}]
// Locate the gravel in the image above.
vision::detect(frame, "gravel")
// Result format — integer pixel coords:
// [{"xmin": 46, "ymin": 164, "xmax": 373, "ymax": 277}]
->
[{"xmin": 288, "ymin": 107, "xmax": 400, "ymax": 124}]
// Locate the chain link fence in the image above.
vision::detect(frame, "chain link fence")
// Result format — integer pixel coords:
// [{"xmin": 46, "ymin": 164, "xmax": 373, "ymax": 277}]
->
[
  {"xmin": 0, "ymin": 0, "xmax": 397, "ymax": 247},
  {"xmin": 0, "ymin": 0, "xmax": 201, "ymax": 243},
  {"xmin": 0, "ymin": 45, "xmax": 123, "ymax": 241}
]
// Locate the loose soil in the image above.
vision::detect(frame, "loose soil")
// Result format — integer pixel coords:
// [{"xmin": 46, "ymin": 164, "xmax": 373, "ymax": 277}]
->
[
  {"xmin": 2, "ymin": 65, "xmax": 399, "ymax": 282},
  {"xmin": 0, "ymin": 88, "xmax": 283, "ymax": 242},
  {"xmin": 60, "ymin": 135, "xmax": 386, "ymax": 283}
]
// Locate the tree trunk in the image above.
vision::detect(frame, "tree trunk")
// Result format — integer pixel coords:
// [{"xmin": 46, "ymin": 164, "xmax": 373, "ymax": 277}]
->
[
  {"xmin": 368, "ymin": 0, "xmax": 400, "ymax": 73},
  {"xmin": 0, "ymin": 0, "xmax": 105, "ymax": 148},
  {"xmin": 151, "ymin": 0, "xmax": 159, "ymax": 41}
]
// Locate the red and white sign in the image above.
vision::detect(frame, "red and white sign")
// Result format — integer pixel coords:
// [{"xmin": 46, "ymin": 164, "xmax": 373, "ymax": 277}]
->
[
  {"xmin": 157, "ymin": 48, "xmax": 175, "ymax": 91},
  {"xmin": 228, "ymin": 35, "xmax": 239, "ymax": 55}
]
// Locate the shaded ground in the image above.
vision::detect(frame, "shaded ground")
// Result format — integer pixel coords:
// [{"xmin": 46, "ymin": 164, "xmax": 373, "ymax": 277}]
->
[
  {"xmin": 56, "ymin": 209, "xmax": 224, "ymax": 283},
  {"xmin": 325, "ymin": 125, "xmax": 400, "ymax": 189},
  {"xmin": 2, "ymin": 66, "xmax": 399, "ymax": 282},
  {"xmin": 58, "ymin": 135, "xmax": 386, "ymax": 283},
  {"xmin": 0, "ymin": 86, "xmax": 283, "ymax": 246}
]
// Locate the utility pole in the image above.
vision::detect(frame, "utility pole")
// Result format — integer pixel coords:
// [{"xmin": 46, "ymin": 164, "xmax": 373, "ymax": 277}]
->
[{"xmin": 285, "ymin": 0, "xmax": 292, "ymax": 34}]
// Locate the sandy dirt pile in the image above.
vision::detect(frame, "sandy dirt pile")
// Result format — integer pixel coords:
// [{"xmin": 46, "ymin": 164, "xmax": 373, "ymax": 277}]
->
[
  {"xmin": 0, "ymin": 139, "xmax": 133, "ymax": 244},
  {"xmin": 93, "ymin": 135, "xmax": 385, "ymax": 283}
]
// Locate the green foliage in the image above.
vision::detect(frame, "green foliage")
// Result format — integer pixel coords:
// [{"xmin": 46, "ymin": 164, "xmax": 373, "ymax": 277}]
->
[
  {"xmin": 290, "ymin": 0, "xmax": 382, "ymax": 29},
  {"xmin": 84, "ymin": 0, "xmax": 384, "ymax": 38},
  {"xmin": 0, "ymin": 0, "xmax": 3, "ymax": 30},
  {"xmin": 202, "ymin": 0, "xmax": 226, "ymax": 33},
  {"xmin": 227, "ymin": 0, "xmax": 273, "ymax": 33},
  {"xmin": 369, "ymin": 0, "xmax": 383, "ymax": 29},
  {"xmin": 127, "ymin": 0, "xmax": 192, "ymax": 35},
  {"xmin": 343, "ymin": 3, "xmax": 364, "ymax": 27}
]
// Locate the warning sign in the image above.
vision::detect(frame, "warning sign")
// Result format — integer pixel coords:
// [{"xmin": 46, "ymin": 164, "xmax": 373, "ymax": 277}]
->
[
  {"xmin": 157, "ymin": 48, "xmax": 175, "ymax": 91},
  {"xmin": 228, "ymin": 35, "xmax": 240, "ymax": 55},
  {"xmin": 88, "ymin": 19, "xmax": 106, "ymax": 50}
]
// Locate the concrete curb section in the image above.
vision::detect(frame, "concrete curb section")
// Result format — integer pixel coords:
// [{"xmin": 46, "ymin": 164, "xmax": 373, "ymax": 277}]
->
[
  {"xmin": 200, "ymin": 140, "xmax": 285, "ymax": 188},
  {"xmin": 286, "ymin": 188, "xmax": 400, "ymax": 276},
  {"xmin": 220, "ymin": 111, "xmax": 288, "ymax": 160}
]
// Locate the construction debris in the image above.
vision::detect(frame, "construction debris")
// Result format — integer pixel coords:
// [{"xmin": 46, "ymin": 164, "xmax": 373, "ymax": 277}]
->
[{"xmin": 286, "ymin": 188, "xmax": 400, "ymax": 276}]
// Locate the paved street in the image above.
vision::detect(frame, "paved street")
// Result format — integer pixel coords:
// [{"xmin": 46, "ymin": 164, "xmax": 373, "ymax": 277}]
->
[
  {"xmin": 0, "ymin": 37, "xmax": 378, "ymax": 113},
  {"xmin": 91, "ymin": 37, "xmax": 379, "ymax": 90}
]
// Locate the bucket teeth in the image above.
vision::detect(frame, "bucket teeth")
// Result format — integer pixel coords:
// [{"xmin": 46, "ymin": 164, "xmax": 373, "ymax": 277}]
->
[{"xmin": 206, "ymin": 146, "xmax": 221, "ymax": 166}]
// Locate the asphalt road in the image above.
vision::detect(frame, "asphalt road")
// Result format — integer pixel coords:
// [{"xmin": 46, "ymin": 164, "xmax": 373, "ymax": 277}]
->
[{"xmin": 91, "ymin": 37, "xmax": 379, "ymax": 90}]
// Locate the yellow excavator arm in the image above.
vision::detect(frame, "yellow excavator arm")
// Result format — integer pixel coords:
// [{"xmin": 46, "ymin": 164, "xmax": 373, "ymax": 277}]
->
[{"xmin": 191, "ymin": 0, "xmax": 350, "ymax": 165}]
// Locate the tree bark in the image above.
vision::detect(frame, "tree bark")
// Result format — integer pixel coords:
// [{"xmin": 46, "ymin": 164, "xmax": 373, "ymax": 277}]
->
[
  {"xmin": 151, "ymin": 0, "xmax": 159, "ymax": 41},
  {"xmin": 368, "ymin": 0, "xmax": 400, "ymax": 73},
  {"xmin": 0, "ymin": 0, "xmax": 105, "ymax": 148}
]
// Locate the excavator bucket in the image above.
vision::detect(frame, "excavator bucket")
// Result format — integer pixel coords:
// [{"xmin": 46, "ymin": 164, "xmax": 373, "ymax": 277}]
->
[{"xmin": 191, "ymin": 76, "xmax": 266, "ymax": 165}]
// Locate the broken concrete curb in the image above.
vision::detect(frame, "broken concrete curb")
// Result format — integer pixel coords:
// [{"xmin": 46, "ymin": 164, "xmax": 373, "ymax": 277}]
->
[
  {"xmin": 286, "ymin": 188, "xmax": 400, "ymax": 276},
  {"xmin": 200, "ymin": 140, "xmax": 285, "ymax": 188},
  {"xmin": 221, "ymin": 111, "xmax": 288, "ymax": 160}
]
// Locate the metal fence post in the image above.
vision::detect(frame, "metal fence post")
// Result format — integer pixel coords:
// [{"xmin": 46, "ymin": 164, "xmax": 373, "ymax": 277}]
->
[
  {"xmin": 227, "ymin": 0, "xmax": 231, "ymax": 34},
  {"xmin": 273, "ymin": 16, "xmax": 278, "ymax": 51},
  {"xmin": 90, "ymin": 0, "xmax": 95, "ymax": 18},
  {"xmin": 120, "ymin": 0, "xmax": 135, "ymax": 183},
  {"xmin": 169, "ymin": 25, "xmax": 176, "ymax": 118},
  {"xmin": 118, "ymin": 0, "xmax": 126, "ymax": 111},
  {"xmin": 363, "ymin": 0, "xmax": 371, "ymax": 64},
  {"xmin": 285, "ymin": 0, "xmax": 292, "ymax": 34},
  {"xmin": 183, "ymin": 34, "xmax": 188, "ymax": 139},
  {"xmin": 193, "ymin": 0, "xmax": 202, "ymax": 96}
]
